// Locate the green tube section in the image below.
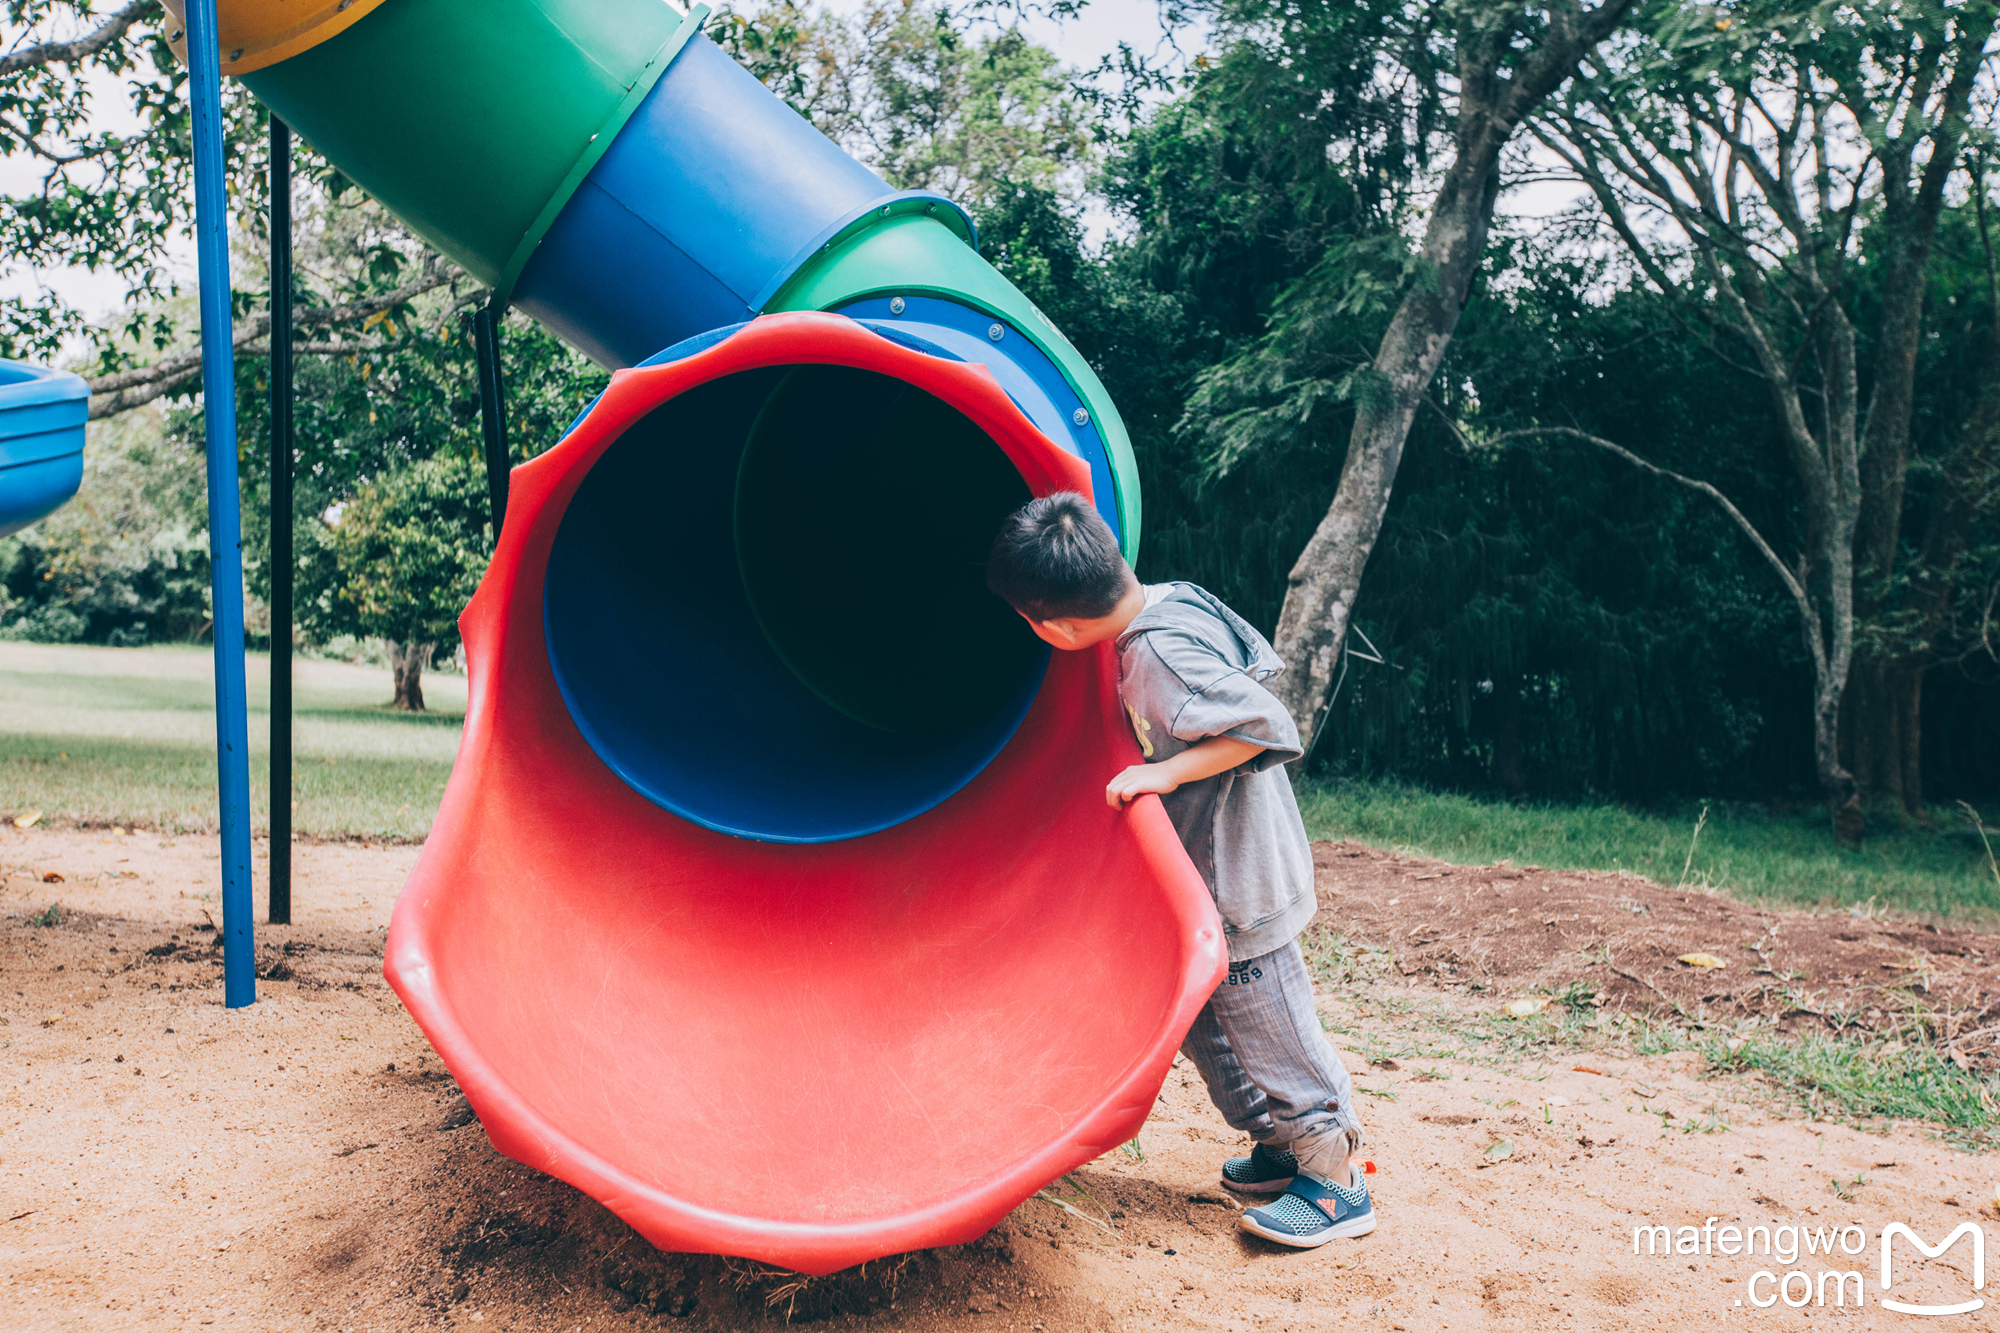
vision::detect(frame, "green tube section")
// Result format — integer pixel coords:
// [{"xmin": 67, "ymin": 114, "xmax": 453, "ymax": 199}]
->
[{"xmin": 240, "ymin": 0, "xmax": 696, "ymax": 287}]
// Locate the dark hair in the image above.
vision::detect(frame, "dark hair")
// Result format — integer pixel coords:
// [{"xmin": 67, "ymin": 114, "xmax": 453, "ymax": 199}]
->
[{"xmin": 985, "ymin": 492, "xmax": 1130, "ymax": 620}]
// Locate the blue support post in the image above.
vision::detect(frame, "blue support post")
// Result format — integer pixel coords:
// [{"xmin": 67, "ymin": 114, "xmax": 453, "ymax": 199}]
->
[{"xmin": 185, "ymin": 0, "xmax": 256, "ymax": 1008}]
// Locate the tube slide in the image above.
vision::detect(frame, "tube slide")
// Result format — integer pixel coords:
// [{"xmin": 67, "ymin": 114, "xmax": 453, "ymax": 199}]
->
[
  {"xmin": 0, "ymin": 362, "xmax": 89, "ymax": 539},
  {"xmin": 169, "ymin": 0, "xmax": 1225, "ymax": 1272}
]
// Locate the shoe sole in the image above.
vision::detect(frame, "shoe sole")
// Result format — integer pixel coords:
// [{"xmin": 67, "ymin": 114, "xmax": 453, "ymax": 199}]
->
[
  {"xmin": 1219, "ymin": 1175, "xmax": 1295, "ymax": 1197},
  {"xmin": 1237, "ymin": 1209, "xmax": 1378, "ymax": 1248}
]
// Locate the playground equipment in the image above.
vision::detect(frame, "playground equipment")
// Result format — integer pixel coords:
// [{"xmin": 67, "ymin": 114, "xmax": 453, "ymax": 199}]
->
[
  {"xmin": 0, "ymin": 361, "xmax": 89, "ymax": 540},
  {"xmin": 172, "ymin": 0, "xmax": 1225, "ymax": 1273}
]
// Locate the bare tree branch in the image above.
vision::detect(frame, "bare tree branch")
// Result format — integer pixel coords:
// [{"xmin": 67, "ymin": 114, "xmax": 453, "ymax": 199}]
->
[
  {"xmin": 85, "ymin": 268, "xmax": 461, "ymax": 418},
  {"xmin": 1489, "ymin": 425, "xmax": 1824, "ymax": 680},
  {"xmin": 1491, "ymin": 426, "xmax": 1802, "ymax": 597}
]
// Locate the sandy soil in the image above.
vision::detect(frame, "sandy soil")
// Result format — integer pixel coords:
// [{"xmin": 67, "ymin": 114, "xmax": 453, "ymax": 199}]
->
[{"xmin": 3, "ymin": 823, "xmax": 1997, "ymax": 1332}]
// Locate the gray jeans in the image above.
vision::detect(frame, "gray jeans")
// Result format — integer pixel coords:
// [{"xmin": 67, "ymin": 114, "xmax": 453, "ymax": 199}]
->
[{"xmin": 1179, "ymin": 939, "xmax": 1361, "ymax": 1177}]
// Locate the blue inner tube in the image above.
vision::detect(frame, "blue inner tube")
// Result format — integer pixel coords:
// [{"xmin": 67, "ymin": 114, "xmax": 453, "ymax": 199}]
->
[{"xmin": 543, "ymin": 363, "xmax": 1047, "ymax": 844}]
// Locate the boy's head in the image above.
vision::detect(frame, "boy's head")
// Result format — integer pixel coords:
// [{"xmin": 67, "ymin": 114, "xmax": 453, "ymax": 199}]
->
[{"xmin": 986, "ymin": 492, "xmax": 1141, "ymax": 650}]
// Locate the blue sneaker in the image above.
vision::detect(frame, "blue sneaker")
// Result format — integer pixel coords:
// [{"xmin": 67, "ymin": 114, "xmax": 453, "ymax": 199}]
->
[
  {"xmin": 1219, "ymin": 1142, "xmax": 1297, "ymax": 1196},
  {"xmin": 1238, "ymin": 1170, "xmax": 1375, "ymax": 1247}
]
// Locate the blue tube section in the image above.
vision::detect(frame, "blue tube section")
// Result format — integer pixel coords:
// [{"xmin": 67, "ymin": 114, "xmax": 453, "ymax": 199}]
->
[
  {"xmin": 543, "ymin": 363, "xmax": 1046, "ymax": 843},
  {"xmin": 185, "ymin": 0, "xmax": 256, "ymax": 1009},
  {"xmin": 511, "ymin": 34, "xmax": 962, "ymax": 368},
  {"xmin": 835, "ymin": 296, "xmax": 1121, "ymax": 541},
  {"xmin": 0, "ymin": 361, "xmax": 89, "ymax": 538}
]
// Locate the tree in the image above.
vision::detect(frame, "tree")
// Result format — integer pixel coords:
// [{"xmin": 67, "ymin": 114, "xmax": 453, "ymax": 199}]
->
[
  {"xmin": 1864, "ymin": 160, "xmax": 2000, "ymax": 805},
  {"xmin": 0, "ymin": 1, "xmax": 193, "ymax": 364},
  {"xmin": 310, "ymin": 454, "xmax": 490, "ymax": 710},
  {"xmin": 1172, "ymin": 0, "xmax": 1638, "ymax": 756},
  {"xmin": 1533, "ymin": 0, "xmax": 1997, "ymax": 834},
  {"xmin": 1094, "ymin": 7, "xmax": 1418, "ymax": 634},
  {"xmin": 716, "ymin": 0, "xmax": 1096, "ymax": 209},
  {"xmin": 0, "ymin": 4, "xmax": 488, "ymax": 410},
  {"xmin": 0, "ymin": 404, "xmax": 210, "ymax": 644}
]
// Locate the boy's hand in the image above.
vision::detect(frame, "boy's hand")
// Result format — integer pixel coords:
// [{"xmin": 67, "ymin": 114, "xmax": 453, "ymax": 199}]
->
[
  {"xmin": 1106, "ymin": 763, "xmax": 1179, "ymax": 808},
  {"xmin": 1107, "ymin": 734, "xmax": 1267, "ymax": 810}
]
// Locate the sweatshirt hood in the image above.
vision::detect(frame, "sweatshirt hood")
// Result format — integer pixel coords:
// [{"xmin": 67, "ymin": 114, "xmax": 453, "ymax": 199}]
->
[{"xmin": 1118, "ymin": 582, "xmax": 1287, "ymax": 682}]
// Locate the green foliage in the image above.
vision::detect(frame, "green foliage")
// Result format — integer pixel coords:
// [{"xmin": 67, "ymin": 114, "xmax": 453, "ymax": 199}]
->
[
  {"xmin": 229, "ymin": 301, "xmax": 605, "ymax": 647},
  {"xmin": 0, "ymin": 407, "xmax": 210, "ymax": 645},
  {"xmin": 311, "ymin": 453, "xmax": 490, "ymax": 655},
  {"xmin": 717, "ymin": 0, "xmax": 1095, "ymax": 209},
  {"xmin": 210, "ymin": 184, "xmax": 604, "ymax": 650},
  {"xmin": 0, "ymin": 2, "xmax": 274, "ymax": 366},
  {"xmin": 1159, "ymin": 0, "xmax": 1566, "ymax": 486}
]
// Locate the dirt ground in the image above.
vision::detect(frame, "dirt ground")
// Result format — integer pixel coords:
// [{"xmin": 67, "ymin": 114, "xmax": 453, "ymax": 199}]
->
[
  {"xmin": 4, "ymin": 823, "xmax": 1998, "ymax": 1332},
  {"xmin": 1309, "ymin": 842, "xmax": 2000, "ymax": 1069}
]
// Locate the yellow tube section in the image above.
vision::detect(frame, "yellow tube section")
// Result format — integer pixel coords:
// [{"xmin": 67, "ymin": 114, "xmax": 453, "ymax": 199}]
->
[{"xmin": 159, "ymin": 0, "xmax": 395, "ymax": 76}]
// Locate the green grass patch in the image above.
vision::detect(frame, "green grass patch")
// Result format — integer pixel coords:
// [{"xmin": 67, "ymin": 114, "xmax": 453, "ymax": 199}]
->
[
  {"xmin": 1702, "ymin": 1032, "xmax": 2000, "ymax": 1149},
  {"xmin": 0, "ymin": 641, "xmax": 464, "ymax": 841},
  {"xmin": 1299, "ymin": 776, "xmax": 2000, "ymax": 924},
  {"xmin": 1304, "ymin": 957, "xmax": 2000, "ymax": 1146}
]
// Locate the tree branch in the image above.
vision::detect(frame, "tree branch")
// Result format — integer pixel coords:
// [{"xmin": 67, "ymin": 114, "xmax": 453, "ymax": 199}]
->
[
  {"xmin": 0, "ymin": 0, "xmax": 158, "ymax": 77},
  {"xmin": 85, "ymin": 268, "xmax": 461, "ymax": 417},
  {"xmin": 1487, "ymin": 425, "xmax": 1822, "ymax": 675}
]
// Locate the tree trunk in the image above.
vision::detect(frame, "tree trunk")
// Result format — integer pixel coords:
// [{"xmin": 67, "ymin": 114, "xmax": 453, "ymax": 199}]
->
[
  {"xmin": 1842, "ymin": 657, "xmax": 1925, "ymax": 818},
  {"xmin": 1490, "ymin": 673, "xmax": 1525, "ymax": 799},
  {"xmin": 1899, "ymin": 667, "xmax": 1924, "ymax": 816},
  {"xmin": 1842, "ymin": 12, "xmax": 1991, "ymax": 821},
  {"xmin": 1272, "ymin": 2, "xmax": 1635, "ymax": 751},
  {"xmin": 1270, "ymin": 228, "xmax": 1484, "ymax": 742},
  {"xmin": 1807, "ymin": 517, "xmax": 1863, "ymax": 846},
  {"xmin": 386, "ymin": 640, "xmax": 433, "ymax": 711}
]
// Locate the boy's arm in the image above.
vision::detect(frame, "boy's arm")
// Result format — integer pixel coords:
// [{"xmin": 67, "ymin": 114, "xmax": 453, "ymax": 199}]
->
[{"xmin": 1106, "ymin": 735, "xmax": 1266, "ymax": 809}]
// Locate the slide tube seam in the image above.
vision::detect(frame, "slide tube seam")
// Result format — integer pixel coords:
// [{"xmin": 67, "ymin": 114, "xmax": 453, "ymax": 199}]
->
[
  {"xmin": 491, "ymin": 3, "xmax": 712, "ymax": 310},
  {"xmin": 745, "ymin": 191, "xmax": 978, "ymax": 315}
]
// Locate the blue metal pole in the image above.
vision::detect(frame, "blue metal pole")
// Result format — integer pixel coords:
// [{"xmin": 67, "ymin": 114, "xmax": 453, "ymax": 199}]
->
[{"xmin": 185, "ymin": 0, "xmax": 256, "ymax": 1009}]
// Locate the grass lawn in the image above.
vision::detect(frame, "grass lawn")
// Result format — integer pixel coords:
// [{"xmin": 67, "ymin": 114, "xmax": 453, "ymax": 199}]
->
[
  {"xmin": 1300, "ymin": 777, "xmax": 2000, "ymax": 925},
  {"xmin": 0, "ymin": 641, "xmax": 463, "ymax": 841},
  {"xmin": 7, "ymin": 641, "xmax": 1998, "ymax": 924}
]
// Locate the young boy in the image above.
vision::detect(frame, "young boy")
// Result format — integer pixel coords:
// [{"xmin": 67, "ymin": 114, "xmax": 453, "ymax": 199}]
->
[{"xmin": 985, "ymin": 492, "xmax": 1373, "ymax": 1248}]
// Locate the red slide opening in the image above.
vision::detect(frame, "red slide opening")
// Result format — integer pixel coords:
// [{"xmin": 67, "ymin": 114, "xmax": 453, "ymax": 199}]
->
[{"xmin": 386, "ymin": 314, "xmax": 1224, "ymax": 1273}]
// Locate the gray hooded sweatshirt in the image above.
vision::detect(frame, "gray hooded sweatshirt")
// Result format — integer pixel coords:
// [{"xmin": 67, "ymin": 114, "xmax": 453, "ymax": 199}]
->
[{"xmin": 1116, "ymin": 583, "xmax": 1317, "ymax": 961}]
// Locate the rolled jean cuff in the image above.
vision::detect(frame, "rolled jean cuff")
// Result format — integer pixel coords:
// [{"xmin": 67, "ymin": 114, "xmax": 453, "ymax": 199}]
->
[{"xmin": 1291, "ymin": 1123, "xmax": 1362, "ymax": 1177}]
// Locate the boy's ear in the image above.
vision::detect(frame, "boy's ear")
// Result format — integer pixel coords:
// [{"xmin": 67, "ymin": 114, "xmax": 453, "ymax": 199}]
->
[{"xmin": 1019, "ymin": 609, "xmax": 1079, "ymax": 649}]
